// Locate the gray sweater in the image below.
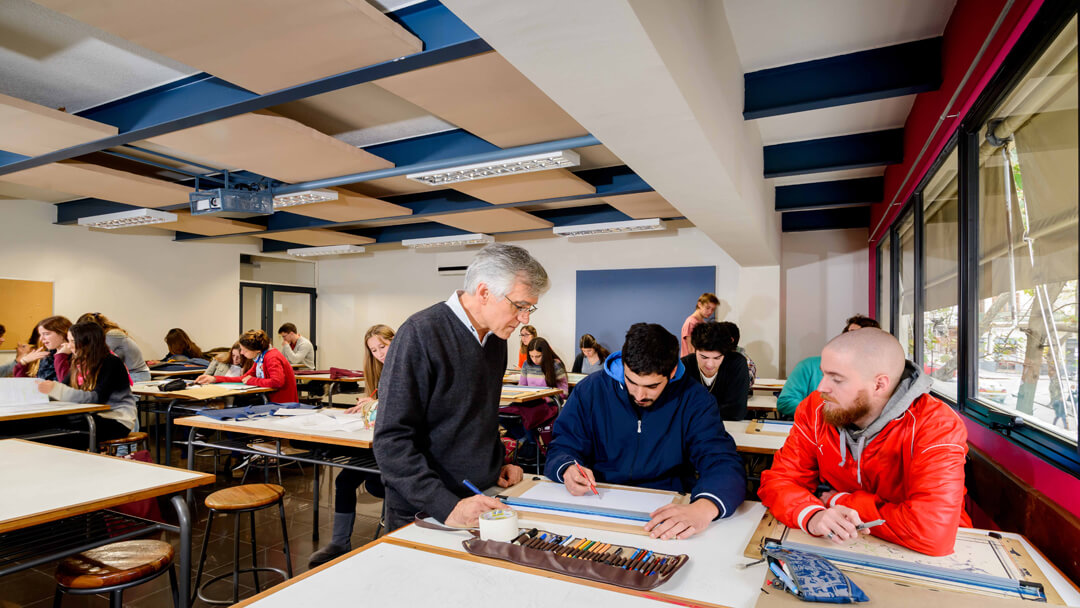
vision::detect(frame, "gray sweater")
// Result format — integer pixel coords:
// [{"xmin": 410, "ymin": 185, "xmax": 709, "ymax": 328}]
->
[
  {"xmin": 47, "ymin": 354, "xmax": 137, "ymax": 431},
  {"xmin": 374, "ymin": 302, "xmax": 506, "ymax": 527},
  {"xmin": 281, "ymin": 335, "xmax": 315, "ymax": 368},
  {"xmin": 106, "ymin": 329, "xmax": 150, "ymax": 382}
]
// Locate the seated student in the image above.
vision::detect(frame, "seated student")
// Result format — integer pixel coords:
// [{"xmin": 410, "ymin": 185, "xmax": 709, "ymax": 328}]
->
[
  {"xmin": 572, "ymin": 333, "xmax": 610, "ymax": 375},
  {"xmin": 146, "ymin": 328, "xmax": 205, "ymax": 365},
  {"xmin": 758, "ymin": 328, "xmax": 969, "ymax": 556},
  {"xmin": 277, "ymin": 322, "xmax": 315, "ymax": 368},
  {"xmin": 718, "ymin": 321, "xmax": 756, "ymax": 385},
  {"xmin": 681, "ymin": 322, "xmax": 750, "ymax": 420},
  {"xmin": 77, "ymin": 313, "xmax": 151, "ymax": 382},
  {"xmin": 36, "ymin": 321, "xmax": 137, "ymax": 441},
  {"xmin": 504, "ymin": 337, "xmax": 567, "ymax": 442},
  {"xmin": 308, "ymin": 324, "xmax": 394, "ymax": 567},
  {"xmin": 14, "ymin": 316, "xmax": 72, "ymax": 380},
  {"xmin": 204, "ymin": 342, "xmax": 252, "ymax": 377},
  {"xmin": 516, "ymin": 324, "xmax": 537, "ymax": 369},
  {"xmin": 777, "ymin": 314, "xmax": 881, "ymax": 417},
  {"xmin": 195, "ymin": 329, "xmax": 298, "ymax": 403},
  {"xmin": 545, "ymin": 323, "xmax": 746, "ymax": 540}
]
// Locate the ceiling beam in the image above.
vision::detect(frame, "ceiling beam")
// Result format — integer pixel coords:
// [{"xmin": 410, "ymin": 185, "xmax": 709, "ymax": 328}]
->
[
  {"xmin": 763, "ymin": 129, "xmax": 903, "ymax": 178},
  {"xmin": 774, "ymin": 176, "xmax": 883, "ymax": 212},
  {"xmin": 744, "ymin": 38, "xmax": 942, "ymax": 119},
  {"xmin": 781, "ymin": 207, "xmax": 870, "ymax": 232}
]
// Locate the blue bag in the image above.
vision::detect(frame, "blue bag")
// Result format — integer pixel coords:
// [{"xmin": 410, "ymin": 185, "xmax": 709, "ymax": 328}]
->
[{"xmin": 763, "ymin": 545, "xmax": 869, "ymax": 603}]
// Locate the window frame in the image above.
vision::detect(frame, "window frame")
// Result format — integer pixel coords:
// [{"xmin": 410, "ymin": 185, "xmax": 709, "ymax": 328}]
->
[{"xmin": 877, "ymin": 0, "xmax": 1080, "ymax": 473}]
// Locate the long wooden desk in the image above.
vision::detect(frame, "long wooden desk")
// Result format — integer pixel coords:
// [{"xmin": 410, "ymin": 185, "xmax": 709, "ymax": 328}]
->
[
  {"xmin": 504, "ymin": 372, "xmax": 588, "ymax": 386},
  {"xmin": 500, "ymin": 386, "xmax": 564, "ymax": 405},
  {"xmin": 0, "ymin": 439, "xmax": 214, "ymax": 608},
  {"xmin": 294, "ymin": 373, "xmax": 365, "ymax": 405},
  {"xmin": 726, "ymin": 419, "xmax": 791, "ymax": 455},
  {"xmin": 746, "ymin": 394, "xmax": 778, "ymax": 416},
  {"xmin": 0, "ymin": 402, "xmax": 111, "ymax": 451},
  {"xmin": 751, "ymin": 378, "xmax": 785, "ymax": 392}
]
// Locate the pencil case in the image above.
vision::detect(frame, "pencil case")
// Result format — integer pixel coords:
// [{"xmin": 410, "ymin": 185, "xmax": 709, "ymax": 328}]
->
[
  {"xmin": 761, "ymin": 545, "xmax": 868, "ymax": 603},
  {"xmin": 461, "ymin": 531, "xmax": 688, "ymax": 591}
]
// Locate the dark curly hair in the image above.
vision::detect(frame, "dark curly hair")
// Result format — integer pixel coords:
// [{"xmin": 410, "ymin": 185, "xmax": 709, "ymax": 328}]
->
[
  {"xmin": 690, "ymin": 322, "xmax": 736, "ymax": 355},
  {"xmin": 843, "ymin": 314, "xmax": 880, "ymax": 333},
  {"xmin": 622, "ymin": 323, "xmax": 679, "ymax": 377}
]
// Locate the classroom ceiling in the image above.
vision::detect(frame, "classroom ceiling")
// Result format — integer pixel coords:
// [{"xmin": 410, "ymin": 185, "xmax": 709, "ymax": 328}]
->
[{"xmin": 0, "ymin": 0, "xmax": 960, "ymax": 257}]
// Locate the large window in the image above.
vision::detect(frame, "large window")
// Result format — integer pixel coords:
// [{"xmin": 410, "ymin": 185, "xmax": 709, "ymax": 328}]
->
[
  {"xmin": 923, "ymin": 149, "xmax": 960, "ymax": 400},
  {"xmin": 876, "ymin": 10, "xmax": 1078, "ymax": 461},
  {"xmin": 974, "ymin": 16, "xmax": 1078, "ymax": 441}
]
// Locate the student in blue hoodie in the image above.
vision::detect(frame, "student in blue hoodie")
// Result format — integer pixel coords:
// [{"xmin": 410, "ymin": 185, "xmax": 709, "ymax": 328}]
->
[{"xmin": 545, "ymin": 323, "xmax": 746, "ymax": 540}]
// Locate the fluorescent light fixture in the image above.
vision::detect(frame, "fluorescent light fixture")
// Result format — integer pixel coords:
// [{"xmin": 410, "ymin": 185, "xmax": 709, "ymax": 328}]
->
[
  {"xmin": 77, "ymin": 208, "xmax": 178, "ymax": 229},
  {"xmin": 552, "ymin": 218, "xmax": 666, "ymax": 237},
  {"xmin": 405, "ymin": 150, "xmax": 580, "ymax": 186},
  {"xmin": 273, "ymin": 189, "xmax": 339, "ymax": 209},
  {"xmin": 286, "ymin": 244, "xmax": 366, "ymax": 257},
  {"xmin": 401, "ymin": 233, "xmax": 495, "ymax": 249}
]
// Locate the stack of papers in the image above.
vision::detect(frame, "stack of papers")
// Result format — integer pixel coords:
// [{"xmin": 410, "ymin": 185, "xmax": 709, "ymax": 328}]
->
[
  {"xmin": 272, "ymin": 411, "xmax": 370, "ymax": 433},
  {"xmin": 0, "ymin": 378, "xmax": 48, "ymax": 407}
]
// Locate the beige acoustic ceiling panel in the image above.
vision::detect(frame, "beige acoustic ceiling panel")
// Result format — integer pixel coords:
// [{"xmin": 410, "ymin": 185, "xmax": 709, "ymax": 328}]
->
[
  {"xmin": 347, "ymin": 175, "xmax": 435, "ymax": 198},
  {"xmin": 280, "ymin": 188, "xmax": 412, "ymax": 223},
  {"xmin": 165, "ymin": 210, "xmax": 264, "ymax": 237},
  {"xmin": 144, "ymin": 111, "xmax": 394, "ymax": 184},
  {"xmin": 35, "ymin": 0, "xmax": 421, "ymax": 95},
  {"xmin": 270, "ymin": 229, "xmax": 374, "ymax": 247},
  {"xmin": 1, "ymin": 161, "xmax": 190, "ymax": 207},
  {"xmin": 428, "ymin": 208, "xmax": 553, "ymax": 233},
  {"xmin": 576, "ymin": 145, "xmax": 622, "ymax": 170},
  {"xmin": 601, "ymin": 192, "xmax": 681, "ymax": 219},
  {"xmin": 376, "ymin": 52, "xmax": 588, "ymax": 148},
  {"xmin": 0, "ymin": 94, "xmax": 117, "ymax": 156},
  {"xmin": 450, "ymin": 170, "xmax": 595, "ymax": 205}
]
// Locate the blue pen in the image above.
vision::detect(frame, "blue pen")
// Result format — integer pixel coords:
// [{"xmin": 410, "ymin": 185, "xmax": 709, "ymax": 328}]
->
[
  {"xmin": 462, "ymin": 479, "xmax": 484, "ymax": 495},
  {"xmin": 769, "ymin": 561, "xmax": 800, "ymax": 595},
  {"xmin": 623, "ymin": 549, "xmax": 641, "ymax": 569}
]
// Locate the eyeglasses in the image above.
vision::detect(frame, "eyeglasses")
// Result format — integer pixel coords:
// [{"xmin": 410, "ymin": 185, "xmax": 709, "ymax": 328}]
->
[{"xmin": 505, "ymin": 296, "xmax": 538, "ymax": 316}]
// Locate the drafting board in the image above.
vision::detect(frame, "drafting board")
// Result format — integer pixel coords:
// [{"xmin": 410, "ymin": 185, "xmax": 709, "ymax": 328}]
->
[
  {"xmin": 499, "ymin": 477, "xmax": 687, "ymax": 535},
  {"xmin": 745, "ymin": 512, "xmax": 1064, "ymax": 604},
  {"xmin": 747, "ymin": 420, "xmax": 793, "ymax": 436}
]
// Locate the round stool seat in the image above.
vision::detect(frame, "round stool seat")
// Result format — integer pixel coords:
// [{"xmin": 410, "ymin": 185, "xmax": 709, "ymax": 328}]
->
[
  {"xmin": 56, "ymin": 540, "xmax": 173, "ymax": 589},
  {"xmin": 205, "ymin": 483, "xmax": 285, "ymax": 511},
  {"xmin": 99, "ymin": 431, "xmax": 148, "ymax": 447}
]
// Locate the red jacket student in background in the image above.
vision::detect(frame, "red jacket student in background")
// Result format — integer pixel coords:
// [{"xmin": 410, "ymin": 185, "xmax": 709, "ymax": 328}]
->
[
  {"xmin": 195, "ymin": 329, "xmax": 298, "ymax": 403},
  {"xmin": 758, "ymin": 328, "xmax": 970, "ymax": 557}
]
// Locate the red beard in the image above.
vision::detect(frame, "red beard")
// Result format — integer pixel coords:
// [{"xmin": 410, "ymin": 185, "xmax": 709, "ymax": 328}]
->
[{"xmin": 823, "ymin": 390, "xmax": 872, "ymax": 427}]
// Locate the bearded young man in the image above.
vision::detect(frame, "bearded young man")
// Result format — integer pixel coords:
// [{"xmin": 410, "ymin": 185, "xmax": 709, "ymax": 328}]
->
[{"xmin": 758, "ymin": 328, "xmax": 970, "ymax": 556}]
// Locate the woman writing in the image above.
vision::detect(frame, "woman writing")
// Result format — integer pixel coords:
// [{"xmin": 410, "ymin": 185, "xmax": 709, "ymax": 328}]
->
[
  {"xmin": 146, "ymin": 328, "xmax": 204, "ymax": 365},
  {"xmin": 195, "ymin": 329, "xmax": 297, "ymax": 403}
]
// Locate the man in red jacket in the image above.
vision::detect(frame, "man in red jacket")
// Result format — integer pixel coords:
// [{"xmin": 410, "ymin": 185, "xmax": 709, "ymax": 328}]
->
[{"xmin": 759, "ymin": 328, "xmax": 970, "ymax": 556}]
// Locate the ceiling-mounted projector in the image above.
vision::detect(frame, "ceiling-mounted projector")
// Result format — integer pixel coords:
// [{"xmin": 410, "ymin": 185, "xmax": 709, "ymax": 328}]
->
[{"xmin": 190, "ymin": 188, "xmax": 272, "ymax": 218}]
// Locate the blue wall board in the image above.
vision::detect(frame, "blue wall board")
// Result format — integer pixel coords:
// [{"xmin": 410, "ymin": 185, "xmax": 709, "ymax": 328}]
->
[{"xmin": 574, "ymin": 266, "xmax": 716, "ymax": 358}]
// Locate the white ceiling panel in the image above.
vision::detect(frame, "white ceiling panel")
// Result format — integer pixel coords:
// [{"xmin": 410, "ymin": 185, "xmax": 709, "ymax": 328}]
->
[
  {"xmin": 768, "ymin": 166, "xmax": 885, "ymax": 188},
  {"xmin": 723, "ymin": 0, "xmax": 956, "ymax": 71},
  {"xmin": 755, "ymin": 95, "xmax": 916, "ymax": 145}
]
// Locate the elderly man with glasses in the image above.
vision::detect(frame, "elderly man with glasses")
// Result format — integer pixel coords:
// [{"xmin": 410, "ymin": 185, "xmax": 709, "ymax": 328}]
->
[{"xmin": 375, "ymin": 244, "xmax": 549, "ymax": 531}]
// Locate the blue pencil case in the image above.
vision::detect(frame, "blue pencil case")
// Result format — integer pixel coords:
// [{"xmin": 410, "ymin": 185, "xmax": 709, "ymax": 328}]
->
[{"xmin": 763, "ymin": 545, "xmax": 868, "ymax": 603}]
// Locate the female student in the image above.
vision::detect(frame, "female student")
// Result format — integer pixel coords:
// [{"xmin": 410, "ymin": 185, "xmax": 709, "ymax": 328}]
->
[
  {"xmin": 146, "ymin": 328, "xmax": 204, "ymax": 365},
  {"xmin": 571, "ymin": 333, "xmax": 610, "ymax": 375},
  {"xmin": 37, "ymin": 321, "xmax": 137, "ymax": 441},
  {"xmin": 14, "ymin": 316, "xmax": 72, "ymax": 380},
  {"xmin": 517, "ymin": 324, "xmax": 537, "ymax": 368},
  {"xmin": 309, "ymin": 324, "xmax": 394, "ymax": 568},
  {"xmin": 203, "ymin": 342, "xmax": 252, "ymax": 377},
  {"xmin": 195, "ymin": 329, "xmax": 297, "ymax": 402},
  {"xmin": 505, "ymin": 337, "xmax": 567, "ymax": 442},
  {"xmin": 77, "ymin": 312, "xmax": 151, "ymax": 382}
]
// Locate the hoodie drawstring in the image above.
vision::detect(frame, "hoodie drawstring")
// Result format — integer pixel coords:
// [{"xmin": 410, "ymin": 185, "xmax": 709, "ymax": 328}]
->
[{"xmin": 838, "ymin": 429, "xmax": 867, "ymax": 485}]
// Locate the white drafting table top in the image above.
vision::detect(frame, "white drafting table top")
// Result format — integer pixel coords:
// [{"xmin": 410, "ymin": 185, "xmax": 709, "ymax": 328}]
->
[
  {"xmin": 176, "ymin": 412, "xmax": 374, "ymax": 449},
  {"xmin": 724, "ymin": 420, "xmax": 789, "ymax": 454},
  {"xmin": 0, "ymin": 401, "xmax": 110, "ymax": 422},
  {"xmin": 0, "ymin": 439, "xmax": 212, "ymax": 532}
]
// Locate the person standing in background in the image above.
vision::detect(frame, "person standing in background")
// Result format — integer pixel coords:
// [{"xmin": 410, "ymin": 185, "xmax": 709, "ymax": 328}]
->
[{"xmin": 681, "ymin": 293, "xmax": 719, "ymax": 357}]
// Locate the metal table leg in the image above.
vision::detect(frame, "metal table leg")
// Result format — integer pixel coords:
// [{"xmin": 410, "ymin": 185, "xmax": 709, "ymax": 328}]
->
[
  {"xmin": 84, "ymin": 414, "xmax": 97, "ymax": 453},
  {"xmin": 170, "ymin": 495, "xmax": 192, "ymax": 608},
  {"xmin": 164, "ymin": 399, "xmax": 179, "ymax": 467},
  {"xmin": 312, "ymin": 463, "xmax": 320, "ymax": 541},
  {"xmin": 185, "ymin": 426, "xmax": 197, "ymax": 513}
]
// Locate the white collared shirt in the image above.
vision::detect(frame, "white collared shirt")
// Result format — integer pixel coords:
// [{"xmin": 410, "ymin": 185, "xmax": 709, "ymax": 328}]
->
[{"xmin": 445, "ymin": 290, "xmax": 490, "ymax": 345}]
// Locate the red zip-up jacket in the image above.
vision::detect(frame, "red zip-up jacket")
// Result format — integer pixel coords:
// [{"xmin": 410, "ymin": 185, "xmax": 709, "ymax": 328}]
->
[
  {"xmin": 759, "ymin": 391, "xmax": 970, "ymax": 556},
  {"xmin": 214, "ymin": 348, "xmax": 297, "ymax": 403}
]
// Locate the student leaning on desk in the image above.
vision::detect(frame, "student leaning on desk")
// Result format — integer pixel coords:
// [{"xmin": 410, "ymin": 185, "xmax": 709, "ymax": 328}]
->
[
  {"xmin": 194, "ymin": 329, "xmax": 298, "ymax": 403},
  {"xmin": 545, "ymin": 323, "xmax": 746, "ymax": 541},
  {"xmin": 758, "ymin": 328, "xmax": 970, "ymax": 556}
]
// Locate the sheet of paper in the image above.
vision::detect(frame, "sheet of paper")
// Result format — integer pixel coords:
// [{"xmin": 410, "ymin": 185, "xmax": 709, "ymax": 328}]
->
[
  {"xmin": 501, "ymin": 386, "xmax": 541, "ymax": 394},
  {"xmin": 272, "ymin": 412, "xmax": 369, "ymax": 433},
  {"xmin": 759, "ymin": 421, "xmax": 793, "ymax": 434},
  {"xmin": 0, "ymin": 378, "xmax": 48, "ymax": 407},
  {"xmin": 515, "ymin": 480, "xmax": 674, "ymax": 516},
  {"xmin": 273, "ymin": 408, "xmax": 320, "ymax": 416}
]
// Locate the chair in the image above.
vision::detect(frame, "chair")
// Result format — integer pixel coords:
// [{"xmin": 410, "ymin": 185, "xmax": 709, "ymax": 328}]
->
[
  {"xmin": 193, "ymin": 483, "xmax": 293, "ymax": 605},
  {"xmin": 98, "ymin": 431, "xmax": 149, "ymax": 457},
  {"xmin": 53, "ymin": 539, "xmax": 177, "ymax": 608}
]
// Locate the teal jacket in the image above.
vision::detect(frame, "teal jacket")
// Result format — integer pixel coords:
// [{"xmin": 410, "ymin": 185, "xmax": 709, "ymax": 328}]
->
[{"xmin": 777, "ymin": 356, "xmax": 823, "ymax": 416}]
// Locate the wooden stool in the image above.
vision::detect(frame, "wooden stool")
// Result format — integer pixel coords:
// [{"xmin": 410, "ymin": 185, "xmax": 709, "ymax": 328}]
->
[
  {"xmin": 99, "ymin": 431, "xmax": 149, "ymax": 456},
  {"xmin": 193, "ymin": 483, "xmax": 293, "ymax": 605},
  {"xmin": 54, "ymin": 539, "xmax": 177, "ymax": 608}
]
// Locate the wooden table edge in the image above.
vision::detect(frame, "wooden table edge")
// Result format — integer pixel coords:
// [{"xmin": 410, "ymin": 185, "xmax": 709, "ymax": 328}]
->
[
  {"xmin": 174, "ymin": 415, "xmax": 372, "ymax": 449},
  {"xmin": 0, "ymin": 403, "xmax": 111, "ymax": 422}
]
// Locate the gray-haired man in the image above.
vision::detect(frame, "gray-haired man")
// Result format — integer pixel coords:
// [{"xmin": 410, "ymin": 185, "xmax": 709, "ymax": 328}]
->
[{"xmin": 374, "ymin": 244, "xmax": 550, "ymax": 530}]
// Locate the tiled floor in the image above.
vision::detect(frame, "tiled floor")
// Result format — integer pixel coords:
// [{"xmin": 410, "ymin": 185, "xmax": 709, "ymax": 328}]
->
[{"xmin": 5, "ymin": 444, "xmax": 384, "ymax": 608}]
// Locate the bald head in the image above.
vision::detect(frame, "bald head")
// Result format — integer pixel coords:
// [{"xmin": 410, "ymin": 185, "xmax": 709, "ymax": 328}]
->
[{"xmin": 823, "ymin": 328, "xmax": 906, "ymax": 391}]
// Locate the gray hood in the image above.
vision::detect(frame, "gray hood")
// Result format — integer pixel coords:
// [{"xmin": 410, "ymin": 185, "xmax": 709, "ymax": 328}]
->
[{"xmin": 838, "ymin": 360, "xmax": 930, "ymax": 484}]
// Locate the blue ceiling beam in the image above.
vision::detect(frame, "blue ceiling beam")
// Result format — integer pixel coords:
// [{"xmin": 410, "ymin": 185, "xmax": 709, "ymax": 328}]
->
[
  {"xmin": 77, "ymin": 73, "xmax": 256, "ymax": 133},
  {"xmin": 385, "ymin": 189, "xmax": 493, "ymax": 215},
  {"xmin": 774, "ymin": 176, "xmax": 883, "ymax": 212},
  {"xmin": 532, "ymin": 204, "xmax": 632, "ymax": 226},
  {"xmin": 363, "ymin": 129, "xmax": 498, "ymax": 166},
  {"xmin": 386, "ymin": 0, "xmax": 480, "ymax": 52},
  {"xmin": 0, "ymin": 149, "xmax": 30, "ymax": 164},
  {"xmin": 259, "ymin": 238, "xmax": 310, "ymax": 253},
  {"xmin": 744, "ymin": 38, "xmax": 942, "ymax": 120},
  {"xmin": 781, "ymin": 207, "xmax": 871, "ymax": 232},
  {"xmin": 763, "ymin": 129, "xmax": 903, "ymax": 178},
  {"xmin": 342, "ymin": 222, "xmax": 471, "ymax": 245}
]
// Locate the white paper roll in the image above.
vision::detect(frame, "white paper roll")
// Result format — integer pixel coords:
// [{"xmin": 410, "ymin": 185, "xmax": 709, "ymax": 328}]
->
[{"xmin": 478, "ymin": 509, "xmax": 519, "ymax": 542}]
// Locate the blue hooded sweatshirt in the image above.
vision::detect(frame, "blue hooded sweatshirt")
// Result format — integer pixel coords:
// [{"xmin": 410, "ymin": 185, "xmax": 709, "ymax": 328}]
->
[{"xmin": 544, "ymin": 351, "xmax": 746, "ymax": 518}]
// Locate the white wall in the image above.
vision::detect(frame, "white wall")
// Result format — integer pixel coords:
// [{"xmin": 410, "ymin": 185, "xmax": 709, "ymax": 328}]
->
[
  {"xmin": 315, "ymin": 225, "xmax": 782, "ymax": 378},
  {"xmin": 781, "ymin": 228, "xmax": 871, "ymax": 374},
  {"xmin": 0, "ymin": 199, "xmax": 255, "ymax": 361}
]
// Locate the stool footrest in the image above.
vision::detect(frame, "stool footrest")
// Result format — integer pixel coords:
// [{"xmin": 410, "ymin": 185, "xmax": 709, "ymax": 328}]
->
[{"xmin": 196, "ymin": 567, "xmax": 290, "ymax": 605}]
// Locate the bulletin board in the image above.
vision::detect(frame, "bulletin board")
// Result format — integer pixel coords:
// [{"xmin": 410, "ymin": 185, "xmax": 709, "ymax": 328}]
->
[
  {"xmin": 0, "ymin": 279, "xmax": 53, "ymax": 350},
  {"xmin": 575, "ymin": 266, "xmax": 715, "ymax": 355}
]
